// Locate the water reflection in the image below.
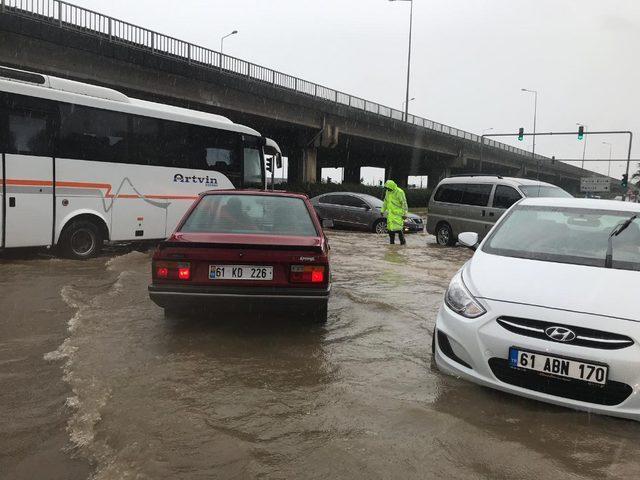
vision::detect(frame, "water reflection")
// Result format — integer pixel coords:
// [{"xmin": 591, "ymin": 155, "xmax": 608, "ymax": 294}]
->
[{"xmin": 431, "ymin": 374, "xmax": 640, "ymax": 478}]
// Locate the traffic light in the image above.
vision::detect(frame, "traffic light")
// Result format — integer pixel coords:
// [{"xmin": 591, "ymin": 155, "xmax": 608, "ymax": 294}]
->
[
  {"xmin": 518, "ymin": 127, "xmax": 524, "ymax": 141},
  {"xmin": 266, "ymin": 156, "xmax": 273, "ymax": 173},
  {"xmin": 578, "ymin": 126, "xmax": 584, "ymax": 140},
  {"xmin": 622, "ymin": 173, "xmax": 628, "ymax": 188}
]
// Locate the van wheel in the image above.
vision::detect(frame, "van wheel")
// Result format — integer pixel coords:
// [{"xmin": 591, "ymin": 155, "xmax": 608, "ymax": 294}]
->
[
  {"xmin": 373, "ymin": 219, "xmax": 387, "ymax": 234},
  {"xmin": 435, "ymin": 222, "xmax": 455, "ymax": 246},
  {"xmin": 59, "ymin": 220, "xmax": 103, "ymax": 259}
]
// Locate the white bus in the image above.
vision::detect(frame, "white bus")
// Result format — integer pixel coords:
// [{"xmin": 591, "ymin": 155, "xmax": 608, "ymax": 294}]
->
[{"xmin": 0, "ymin": 65, "xmax": 282, "ymax": 258}]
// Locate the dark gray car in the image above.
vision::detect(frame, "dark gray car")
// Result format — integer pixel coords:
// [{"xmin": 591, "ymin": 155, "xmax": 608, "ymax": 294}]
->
[{"xmin": 310, "ymin": 192, "xmax": 423, "ymax": 234}]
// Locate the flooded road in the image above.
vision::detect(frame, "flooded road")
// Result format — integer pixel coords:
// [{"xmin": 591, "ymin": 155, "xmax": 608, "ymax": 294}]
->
[{"xmin": 2, "ymin": 231, "xmax": 640, "ymax": 479}]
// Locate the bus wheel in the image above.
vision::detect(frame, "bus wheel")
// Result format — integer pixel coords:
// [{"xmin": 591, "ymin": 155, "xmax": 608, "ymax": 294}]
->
[{"xmin": 59, "ymin": 220, "xmax": 103, "ymax": 260}]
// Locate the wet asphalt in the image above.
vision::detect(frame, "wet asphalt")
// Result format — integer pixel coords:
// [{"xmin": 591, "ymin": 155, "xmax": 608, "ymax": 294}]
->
[{"xmin": 1, "ymin": 230, "xmax": 640, "ymax": 479}]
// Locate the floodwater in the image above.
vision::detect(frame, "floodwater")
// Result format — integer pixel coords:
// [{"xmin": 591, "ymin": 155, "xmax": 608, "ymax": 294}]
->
[{"xmin": 2, "ymin": 230, "xmax": 640, "ymax": 479}]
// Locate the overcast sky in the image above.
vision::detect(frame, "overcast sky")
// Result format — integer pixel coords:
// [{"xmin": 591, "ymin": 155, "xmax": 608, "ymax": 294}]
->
[{"xmin": 73, "ymin": 0, "xmax": 640, "ymax": 181}]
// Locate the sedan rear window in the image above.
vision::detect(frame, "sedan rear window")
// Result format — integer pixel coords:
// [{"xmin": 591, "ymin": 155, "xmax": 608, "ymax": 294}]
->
[
  {"xmin": 180, "ymin": 194, "xmax": 318, "ymax": 236},
  {"xmin": 483, "ymin": 205, "xmax": 640, "ymax": 271}
]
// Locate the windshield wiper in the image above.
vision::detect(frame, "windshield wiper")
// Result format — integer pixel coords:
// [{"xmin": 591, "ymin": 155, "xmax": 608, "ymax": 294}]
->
[{"xmin": 605, "ymin": 214, "xmax": 637, "ymax": 268}]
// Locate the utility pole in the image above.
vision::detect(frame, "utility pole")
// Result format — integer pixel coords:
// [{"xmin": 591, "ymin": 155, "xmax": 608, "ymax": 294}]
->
[{"xmin": 390, "ymin": 0, "xmax": 413, "ymax": 122}]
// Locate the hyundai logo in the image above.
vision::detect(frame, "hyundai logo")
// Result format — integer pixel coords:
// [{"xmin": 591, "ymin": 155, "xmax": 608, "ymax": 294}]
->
[{"xmin": 545, "ymin": 326, "xmax": 577, "ymax": 342}]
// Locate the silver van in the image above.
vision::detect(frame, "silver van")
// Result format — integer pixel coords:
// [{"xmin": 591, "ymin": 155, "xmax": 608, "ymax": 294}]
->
[{"xmin": 426, "ymin": 175, "xmax": 572, "ymax": 246}]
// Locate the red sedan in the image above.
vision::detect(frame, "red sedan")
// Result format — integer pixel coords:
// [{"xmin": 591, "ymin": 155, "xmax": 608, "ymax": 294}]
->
[{"xmin": 148, "ymin": 190, "xmax": 331, "ymax": 322}]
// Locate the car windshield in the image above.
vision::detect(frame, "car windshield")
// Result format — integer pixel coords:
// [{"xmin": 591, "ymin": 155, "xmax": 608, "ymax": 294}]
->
[
  {"xmin": 519, "ymin": 185, "xmax": 572, "ymax": 198},
  {"xmin": 483, "ymin": 205, "xmax": 640, "ymax": 271},
  {"xmin": 180, "ymin": 194, "xmax": 318, "ymax": 236}
]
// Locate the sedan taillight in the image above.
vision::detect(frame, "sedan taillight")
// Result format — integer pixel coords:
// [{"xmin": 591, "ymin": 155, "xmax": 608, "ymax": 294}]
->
[
  {"xmin": 154, "ymin": 261, "xmax": 191, "ymax": 281},
  {"xmin": 290, "ymin": 265, "xmax": 326, "ymax": 284}
]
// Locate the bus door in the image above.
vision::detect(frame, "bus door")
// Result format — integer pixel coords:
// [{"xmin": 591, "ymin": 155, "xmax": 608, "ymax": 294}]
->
[{"xmin": 1, "ymin": 96, "xmax": 55, "ymax": 248}]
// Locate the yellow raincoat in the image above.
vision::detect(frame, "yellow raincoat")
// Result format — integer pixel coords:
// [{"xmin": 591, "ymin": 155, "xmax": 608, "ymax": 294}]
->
[{"xmin": 381, "ymin": 180, "xmax": 408, "ymax": 231}]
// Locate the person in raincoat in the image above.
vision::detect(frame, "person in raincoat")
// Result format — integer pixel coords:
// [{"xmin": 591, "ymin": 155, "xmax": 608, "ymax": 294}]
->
[{"xmin": 381, "ymin": 179, "xmax": 408, "ymax": 245}]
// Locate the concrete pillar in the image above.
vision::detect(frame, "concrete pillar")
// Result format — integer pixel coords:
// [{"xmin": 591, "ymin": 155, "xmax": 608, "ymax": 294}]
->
[
  {"xmin": 343, "ymin": 164, "xmax": 361, "ymax": 184},
  {"xmin": 385, "ymin": 162, "xmax": 410, "ymax": 188},
  {"xmin": 287, "ymin": 147, "xmax": 318, "ymax": 184},
  {"xmin": 427, "ymin": 168, "xmax": 449, "ymax": 190}
]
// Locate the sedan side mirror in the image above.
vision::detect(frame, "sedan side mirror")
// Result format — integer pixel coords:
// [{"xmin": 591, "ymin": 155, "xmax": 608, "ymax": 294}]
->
[
  {"xmin": 322, "ymin": 219, "xmax": 334, "ymax": 229},
  {"xmin": 458, "ymin": 232, "xmax": 479, "ymax": 251}
]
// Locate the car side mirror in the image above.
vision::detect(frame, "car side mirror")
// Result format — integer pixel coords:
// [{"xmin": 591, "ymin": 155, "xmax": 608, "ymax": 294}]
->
[
  {"xmin": 322, "ymin": 219, "xmax": 334, "ymax": 229},
  {"xmin": 458, "ymin": 232, "xmax": 479, "ymax": 251}
]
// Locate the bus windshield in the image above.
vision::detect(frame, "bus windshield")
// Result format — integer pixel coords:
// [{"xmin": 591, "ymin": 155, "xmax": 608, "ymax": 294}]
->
[{"xmin": 243, "ymin": 147, "xmax": 264, "ymax": 188}]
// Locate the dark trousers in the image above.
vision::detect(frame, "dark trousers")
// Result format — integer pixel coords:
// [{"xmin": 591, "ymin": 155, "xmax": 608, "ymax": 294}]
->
[{"xmin": 388, "ymin": 230, "xmax": 406, "ymax": 245}]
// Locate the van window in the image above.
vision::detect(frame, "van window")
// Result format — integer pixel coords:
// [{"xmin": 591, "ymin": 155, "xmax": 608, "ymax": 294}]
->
[
  {"xmin": 461, "ymin": 184, "xmax": 493, "ymax": 206},
  {"xmin": 493, "ymin": 185, "xmax": 522, "ymax": 209},
  {"xmin": 433, "ymin": 184, "xmax": 464, "ymax": 204}
]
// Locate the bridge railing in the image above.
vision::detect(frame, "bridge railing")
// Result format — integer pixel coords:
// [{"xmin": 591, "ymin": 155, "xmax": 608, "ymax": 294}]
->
[{"xmin": 2, "ymin": 0, "xmax": 552, "ymax": 163}]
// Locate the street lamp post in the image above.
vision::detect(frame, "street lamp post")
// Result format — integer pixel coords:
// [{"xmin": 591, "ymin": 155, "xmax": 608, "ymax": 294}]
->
[
  {"xmin": 577, "ymin": 122, "xmax": 588, "ymax": 170},
  {"xmin": 389, "ymin": 0, "xmax": 413, "ymax": 122},
  {"xmin": 402, "ymin": 96, "xmax": 416, "ymax": 111},
  {"xmin": 602, "ymin": 141, "xmax": 613, "ymax": 177},
  {"xmin": 220, "ymin": 30, "xmax": 238, "ymax": 57}
]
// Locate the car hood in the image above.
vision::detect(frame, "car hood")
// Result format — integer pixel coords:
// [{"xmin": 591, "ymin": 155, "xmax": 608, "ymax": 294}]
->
[{"xmin": 465, "ymin": 251, "xmax": 638, "ymax": 321}]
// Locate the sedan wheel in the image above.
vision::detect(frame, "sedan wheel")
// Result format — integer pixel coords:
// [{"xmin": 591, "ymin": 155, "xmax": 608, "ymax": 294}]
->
[{"xmin": 374, "ymin": 220, "xmax": 387, "ymax": 234}]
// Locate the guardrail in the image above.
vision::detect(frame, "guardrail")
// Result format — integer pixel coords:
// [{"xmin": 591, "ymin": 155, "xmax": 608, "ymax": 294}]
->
[{"xmin": 2, "ymin": 0, "xmax": 548, "ymax": 162}]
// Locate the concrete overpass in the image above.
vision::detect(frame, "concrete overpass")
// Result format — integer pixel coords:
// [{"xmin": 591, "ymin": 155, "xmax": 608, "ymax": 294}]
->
[{"xmin": 0, "ymin": 0, "xmax": 603, "ymax": 192}]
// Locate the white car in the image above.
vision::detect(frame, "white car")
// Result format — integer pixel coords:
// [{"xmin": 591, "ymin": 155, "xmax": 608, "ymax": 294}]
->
[{"xmin": 433, "ymin": 197, "xmax": 640, "ymax": 421}]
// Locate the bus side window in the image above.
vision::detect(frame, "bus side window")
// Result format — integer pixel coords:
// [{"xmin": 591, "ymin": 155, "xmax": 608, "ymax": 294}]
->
[
  {"xmin": 2, "ymin": 94, "xmax": 54, "ymax": 156},
  {"xmin": 157, "ymin": 120, "xmax": 189, "ymax": 168},
  {"xmin": 188, "ymin": 125, "xmax": 240, "ymax": 176},
  {"xmin": 130, "ymin": 115, "xmax": 161, "ymax": 166},
  {"xmin": 58, "ymin": 104, "xmax": 127, "ymax": 163}
]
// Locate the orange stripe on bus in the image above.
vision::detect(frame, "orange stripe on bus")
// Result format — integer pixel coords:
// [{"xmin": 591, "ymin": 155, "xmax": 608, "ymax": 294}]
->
[
  {"xmin": 5, "ymin": 179, "xmax": 198, "ymax": 200},
  {"xmin": 5, "ymin": 179, "xmax": 53, "ymax": 186}
]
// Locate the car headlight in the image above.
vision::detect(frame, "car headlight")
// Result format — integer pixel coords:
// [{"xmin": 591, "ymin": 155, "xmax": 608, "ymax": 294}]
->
[{"xmin": 444, "ymin": 271, "xmax": 486, "ymax": 318}]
